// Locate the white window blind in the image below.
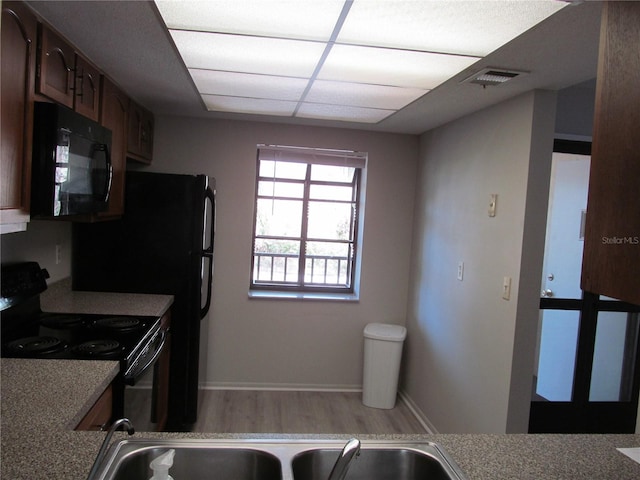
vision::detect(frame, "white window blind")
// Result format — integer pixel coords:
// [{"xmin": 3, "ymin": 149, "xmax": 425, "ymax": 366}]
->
[{"xmin": 258, "ymin": 144, "xmax": 367, "ymax": 168}]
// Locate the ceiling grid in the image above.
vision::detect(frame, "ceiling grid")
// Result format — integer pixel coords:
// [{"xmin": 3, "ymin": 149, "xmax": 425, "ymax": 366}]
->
[{"xmin": 154, "ymin": 0, "xmax": 568, "ymax": 124}]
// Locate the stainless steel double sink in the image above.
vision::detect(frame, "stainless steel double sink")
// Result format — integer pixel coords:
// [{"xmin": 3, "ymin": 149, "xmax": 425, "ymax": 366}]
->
[{"xmin": 91, "ymin": 438, "xmax": 468, "ymax": 480}]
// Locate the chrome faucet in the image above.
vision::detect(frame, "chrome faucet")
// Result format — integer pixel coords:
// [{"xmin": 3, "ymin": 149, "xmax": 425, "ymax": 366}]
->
[
  {"xmin": 86, "ymin": 418, "xmax": 135, "ymax": 480},
  {"xmin": 327, "ymin": 438, "xmax": 361, "ymax": 480}
]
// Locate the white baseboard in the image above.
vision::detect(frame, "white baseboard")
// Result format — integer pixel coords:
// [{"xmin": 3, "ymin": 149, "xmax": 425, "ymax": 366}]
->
[
  {"xmin": 200, "ymin": 382, "xmax": 363, "ymax": 392},
  {"xmin": 398, "ymin": 390, "xmax": 438, "ymax": 434}
]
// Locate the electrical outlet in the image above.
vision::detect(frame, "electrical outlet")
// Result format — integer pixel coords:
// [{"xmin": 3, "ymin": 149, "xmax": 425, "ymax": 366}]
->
[
  {"xmin": 502, "ymin": 276, "xmax": 511, "ymax": 300},
  {"xmin": 55, "ymin": 244, "xmax": 62, "ymax": 265}
]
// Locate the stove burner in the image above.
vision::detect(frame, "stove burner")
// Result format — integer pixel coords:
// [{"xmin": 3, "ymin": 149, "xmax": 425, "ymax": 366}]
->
[
  {"xmin": 5, "ymin": 336, "xmax": 66, "ymax": 356},
  {"xmin": 40, "ymin": 314, "xmax": 85, "ymax": 330},
  {"xmin": 94, "ymin": 317, "xmax": 142, "ymax": 332},
  {"xmin": 72, "ymin": 339, "xmax": 123, "ymax": 358}
]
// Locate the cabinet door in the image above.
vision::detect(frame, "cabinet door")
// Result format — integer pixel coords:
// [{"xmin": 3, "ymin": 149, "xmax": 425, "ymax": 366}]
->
[
  {"xmin": 99, "ymin": 77, "xmax": 129, "ymax": 218},
  {"xmin": 36, "ymin": 24, "xmax": 74, "ymax": 108},
  {"xmin": 74, "ymin": 55, "xmax": 101, "ymax": 122},
  {"xmin": 127, "ymin": 100, "xmax": 154, "ymax": 164},
  {"xmin": 75, "ymin": 384, "xmax": 113, "ymax": 431},
  {"xmin": 1, "ymin": 1, "xmax": 37, "ymax": 229},
  {"xmin": 581, "ymin": 2, "xmax": 640, "ymax": 306}
]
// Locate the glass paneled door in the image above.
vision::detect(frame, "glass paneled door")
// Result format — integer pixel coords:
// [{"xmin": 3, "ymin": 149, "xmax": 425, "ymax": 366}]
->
[{"xmin": 529, "ymin": 140, "xmax": 640, "ymax": 433}]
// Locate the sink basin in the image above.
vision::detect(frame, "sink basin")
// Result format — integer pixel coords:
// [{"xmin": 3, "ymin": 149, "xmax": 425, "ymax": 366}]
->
[
  {"xmin": 292, "ymin": 446, "xmax": 464, "ymax": 480},
  {"xmin": 91, "ymin": 439, "xmax": 466, "ymax": 480},
  {"xmin": 97, "ymin": 444, "xmax": 282, "ymax": 480}
]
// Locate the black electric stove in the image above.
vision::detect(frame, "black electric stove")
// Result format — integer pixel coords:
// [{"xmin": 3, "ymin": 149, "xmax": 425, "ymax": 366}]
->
[
  {"xmin": 1, "ymin": 262, "xmax": 168, "ymax": 423},
  {"xmin": 2, "ymin": 309, "xmax": 161, "ymax": 365}
]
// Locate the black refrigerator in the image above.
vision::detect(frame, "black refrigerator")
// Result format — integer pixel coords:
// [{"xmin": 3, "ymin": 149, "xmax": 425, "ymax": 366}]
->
[{"xmin": 72, "ymin": 171, "xmax": 215, "ymax": 431}]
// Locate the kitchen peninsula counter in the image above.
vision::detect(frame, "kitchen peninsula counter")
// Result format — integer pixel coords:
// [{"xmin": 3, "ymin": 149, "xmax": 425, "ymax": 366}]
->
[
  {"xmin": 2, "ymin": 355, "xmax": 640, "ymax": 480},
  {"xmin": 1, "ymin": 282, "xmax": 639, "ymax": 479}
]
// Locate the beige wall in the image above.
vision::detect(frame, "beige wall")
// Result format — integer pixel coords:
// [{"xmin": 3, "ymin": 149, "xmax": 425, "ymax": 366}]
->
[
  {"xmin": 1, "ymin": 220, "xmax": 72, "ymax": 283},
  {"xmin": 144, "ymin": 117, "xmax": 419, "ymax": 389},
  {"xmin": 403, "ymin": 91, "xmax": 556, "ymax": 433}
]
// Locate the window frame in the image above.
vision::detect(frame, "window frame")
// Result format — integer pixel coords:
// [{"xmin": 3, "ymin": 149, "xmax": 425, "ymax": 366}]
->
[{"xmin": 250, "ymin": 145, "xmax": 366, "ymax": 295}]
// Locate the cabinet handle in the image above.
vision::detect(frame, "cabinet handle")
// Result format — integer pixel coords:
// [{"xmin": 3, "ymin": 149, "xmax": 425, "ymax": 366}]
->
[
  {"xmin": 48, "ymin": 47, "xmax": 73, "ymax": 92},
  {"xmin": 5, "ymin": 8, "xmax": 33, "ymax": 45},
  {"xmin": 76, "ymin": 71, "xmax": 97, "ymax": 99}
]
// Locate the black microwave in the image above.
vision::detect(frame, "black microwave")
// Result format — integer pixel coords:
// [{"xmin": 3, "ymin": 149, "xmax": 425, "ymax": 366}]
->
[{"xmin": 31, "ymin": 102, "xmax": 112, "ymax": 218}]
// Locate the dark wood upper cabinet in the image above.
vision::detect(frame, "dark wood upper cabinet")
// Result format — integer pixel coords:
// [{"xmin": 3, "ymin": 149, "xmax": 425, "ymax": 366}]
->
[
  {"xmin": 1, "ymin": 1, "xmax": 37, "ymax": 230},
  {"xmin": 127, "ymin": 100, "xmax": 154, "ymax": 164},
  {"xmin": 36, "ymin": 23, "xmax": 74, "ymax": 108},
  {"xmin": 2, "ymin": 2, "xmax": 156, "ymax": 227},
  {"xmin": 74, "ymin": 55, "xmax": 101, "ymax": 122},
  {"xmin": 581, "ymin": 1, "xmax": 640, "ymax": 306},
  {"xmin": 36, "ymin": 23, "xmax": 101, "ymax": 121}
]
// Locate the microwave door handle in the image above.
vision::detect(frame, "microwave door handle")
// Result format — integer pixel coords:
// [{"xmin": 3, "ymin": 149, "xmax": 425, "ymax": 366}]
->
[
  {"xmin": 200, "ymin": 186, "xmax": 215, "ymax": 318},
  {"xmin": 92, "ymin": 143, "xmax": 112, "ymax": 202},
  {"xmin": 101, "ymin": 143, "xmax": 113, "ymax": 202}
]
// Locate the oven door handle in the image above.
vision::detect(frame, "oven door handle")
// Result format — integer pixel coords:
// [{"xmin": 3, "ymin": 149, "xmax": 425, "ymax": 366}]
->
[{"xmin": 123, "ymin": 329, "xmax": 167, "ymax": 386}]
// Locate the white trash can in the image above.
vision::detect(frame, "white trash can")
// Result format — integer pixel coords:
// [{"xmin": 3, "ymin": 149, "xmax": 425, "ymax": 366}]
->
[{"xmin": 362, "ymin": 323, "xmax": 407, "ymax": 409}]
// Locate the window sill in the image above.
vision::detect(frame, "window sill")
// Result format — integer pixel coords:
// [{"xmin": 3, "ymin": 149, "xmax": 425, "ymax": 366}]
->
[{"xmin": 248, "ymin": 290, "xmax": 359, "ymax": 302}]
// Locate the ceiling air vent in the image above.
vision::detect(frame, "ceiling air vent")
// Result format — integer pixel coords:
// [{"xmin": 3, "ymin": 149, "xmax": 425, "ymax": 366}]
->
[{"xmin": 462, "ymin": 68, "xmax": 527, "ymax": 87}]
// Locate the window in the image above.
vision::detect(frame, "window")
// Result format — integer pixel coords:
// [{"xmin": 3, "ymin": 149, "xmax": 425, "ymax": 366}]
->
[{"xmin": 250, "ymin": 145, "xmax": 366, "ymax": 294}]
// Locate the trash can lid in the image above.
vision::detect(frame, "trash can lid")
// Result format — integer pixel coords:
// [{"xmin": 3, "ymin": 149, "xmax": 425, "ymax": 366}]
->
[{"xmin": 364, "ymin": 323, "xmax": 407, "ymax": 341}]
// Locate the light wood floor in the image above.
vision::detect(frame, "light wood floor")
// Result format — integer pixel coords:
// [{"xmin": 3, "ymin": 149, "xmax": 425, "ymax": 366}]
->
[{"xmin": 126, "ymin": 388, "xmax": 427, "ymax": 434}]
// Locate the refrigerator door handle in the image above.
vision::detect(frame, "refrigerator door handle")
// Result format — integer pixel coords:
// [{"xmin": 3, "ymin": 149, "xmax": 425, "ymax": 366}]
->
[{"xmin": 200, "ymin": 186, "xmax": 215, "ymax": 318}]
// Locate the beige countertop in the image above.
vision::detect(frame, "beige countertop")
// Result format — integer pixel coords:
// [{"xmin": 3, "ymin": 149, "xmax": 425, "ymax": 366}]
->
[
  {"xmin": 2, "ymin": 356, "xmax": 639, "ymax": 480},
  {"xmin": 41, "ymin": 278, "xmax": 174, "ymax": 317},
  {"xmin": 1, "ymin": 358, "xmax": 120, "ymax": 480},
  {"xmin": 2, "ymin": 282, "xmax": 639, "ymax": 479}
]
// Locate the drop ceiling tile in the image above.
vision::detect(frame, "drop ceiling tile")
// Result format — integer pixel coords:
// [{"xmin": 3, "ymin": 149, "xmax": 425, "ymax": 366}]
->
[
  {"xmin": 319, "ymin": 44, "xmax": 479, "ymax": 89},
  {"xmin": 170, "ymin": 30, "xmax": 325, "ymax": 77},
  {"xmin": 306, "ymin": 80, "xmax": 427, "ymax": 110},
  {"xmin": 202, "ymin": 95, "xmax": 297, "ymax": 116},
  {"xmin": 337, "ymin": 0, "xmax": 568, "ymax": 57},
  {"xmin": 297, "ymin": 103, "xmax": 394, "ymax": 123},
  {"xmin": 190, "ymin": 69, "xmax": 308, "ymax": 101},
  {"xmin": 156, "ymin": 0, "xmax": 344, "ymax": 41}
]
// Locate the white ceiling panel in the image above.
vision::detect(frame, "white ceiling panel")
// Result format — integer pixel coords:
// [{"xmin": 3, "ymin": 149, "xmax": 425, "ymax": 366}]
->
[
  {"xmin": 318, "ymin": 44, "xmax": 480, "ymax": 89},
  {"xmin": 337, "ymin": 0, "xmax": 568, "ymax": 57},
  {"xmin": 305, "ymin": 80, "xmax": 427, "ymax": 110},
  {"xmin": 156, "ymin": 0, "xmax": 344, "ymax": 41},
  {"xmin": 202, "ymin": 95, "xmax": 298, "ymax": 116},
  {"xmin": 190, "ymin": 69, "xmax": 308, "ymax": 101},
  {"xmin": 170, "ymin": 30, "xmax": 325, "ymax": 77},
  {"xmin": 297, "ymin": 102, "xmax": 394, "ymax": 123}
]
